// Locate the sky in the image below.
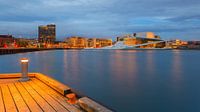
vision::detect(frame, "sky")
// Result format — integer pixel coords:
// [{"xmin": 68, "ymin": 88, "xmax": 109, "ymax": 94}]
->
[{"xmin": 0, "ymin": 0, "xmax": 200, "ymax": 40}]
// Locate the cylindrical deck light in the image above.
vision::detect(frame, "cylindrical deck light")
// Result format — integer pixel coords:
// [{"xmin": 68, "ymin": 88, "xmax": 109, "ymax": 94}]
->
[{"xmin": 19, "ymin": 58, "xmax": 30, "ymax": 82}]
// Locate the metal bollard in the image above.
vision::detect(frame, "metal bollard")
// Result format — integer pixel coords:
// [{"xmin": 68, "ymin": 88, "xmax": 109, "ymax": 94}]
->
[
  {"xmin": 19, "ymin": 58, "xmax": 30, "ymax": 82},
  {"xmin": 66, "ymin": 93, "xmax": 77, "ymax": 104}
]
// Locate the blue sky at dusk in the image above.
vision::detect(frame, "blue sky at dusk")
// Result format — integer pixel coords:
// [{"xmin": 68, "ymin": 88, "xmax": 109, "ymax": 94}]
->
[{"xmin": 0, "ymin": 0, "xmax": 200, "ymax": 40}]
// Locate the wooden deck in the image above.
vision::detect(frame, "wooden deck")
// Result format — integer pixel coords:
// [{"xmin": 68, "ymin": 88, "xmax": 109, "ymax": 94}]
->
[
  {"xmin": 0, "ymin": 73, "xmax": 83, "ymax": 112},
  {"xmin": 0, "ymin": 73, "xmax": 113, "ymax": 112}
]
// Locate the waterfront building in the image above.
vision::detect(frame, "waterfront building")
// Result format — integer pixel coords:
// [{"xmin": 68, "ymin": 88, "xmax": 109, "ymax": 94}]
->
[
  {"xmin": 87, "ymin": 38, "xmax": 112, "ymax": 48},
  {"xmin": 65, "ymin": 37, "xmax": 112, "ymax": 48},
  {"xmin": 98, "ymin": 38, "xmax": 113, "ymax": 48},
  {"xmin": 187, "ymin": 41, "xmax": 200, "ymax": 49},
  {"xmin": 15, "ymin": 38, "xmax": 38, "ymax": 48},
  {"xmin": 135, "ymin": 32, "xmax": 155, "ymax": 38},
  {"xmin": 65, "ymin": 36, "xmax": 87, "ymax": 48},
  {"xmin": 155, "ymin": 35, "xmax": 161, "ymax": 39},
  {"xmin": 0, "ymin": 35, "xmax": 14, "ymax": 47},
  {"xmin": 116, "ymin": 32, "xmax": 165, "ymax": 48},
  {"xmin": 87, "ymin": 38, "xmax": 96, "ymax": 48},
  {"xmin": 123, "ymin": 37, "xmax": 137, "ymax": 46},
  {"xmin": 169, "ymin": 39, "xmax": 188, "ymax": 49},
  {"xmin": 58, "ymin": 42, "xmax": 68, "ymax": 48},
  {"xmin": 38, "ymin": 24, "xmax": 56, "ymax": 44}
]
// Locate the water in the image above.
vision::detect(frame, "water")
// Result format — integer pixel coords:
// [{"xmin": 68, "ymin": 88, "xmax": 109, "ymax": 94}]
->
[{"xmin": 0, "ymin": 50, "xmax": 200, "ymax": 112}]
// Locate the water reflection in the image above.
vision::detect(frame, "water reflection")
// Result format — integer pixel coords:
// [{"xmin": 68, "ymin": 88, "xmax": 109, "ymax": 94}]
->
[
  {"xmin": 146, "ymin": 50, "xmax": 155, "ymax": 75},
  {"xmin": 63, "ymin": 50, "xmax": 69, "ymax": 81},
  {"xmin": 125, "ymin": 52, "xmax": 138, "ymax": 84},
  {"xmin": 65, "ymin": 50, "xmax": 80, "ymax": 85},
  {"xmin": 0, "ymin": 50, "xmax": 200, "ymax": 112},
  {"xmin": 171, "ymin": 50, "xmax": 183, "ymax": 88},
  {"xmin": 110, "ymin": 50, "xmax": 127, "ymax": 83},
  {"xmin": 109, "ymin": 50, "xmax": 138, "ymax": 93},
  {"xmin": 171, "ymin": 51, "xmax": 183, "ymax": 94}
]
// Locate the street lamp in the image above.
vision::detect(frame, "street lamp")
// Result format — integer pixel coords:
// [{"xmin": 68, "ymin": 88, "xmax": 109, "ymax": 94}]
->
[{"xmin": 19, "ymin": 58, "xmax": 30, "ymax": 82}]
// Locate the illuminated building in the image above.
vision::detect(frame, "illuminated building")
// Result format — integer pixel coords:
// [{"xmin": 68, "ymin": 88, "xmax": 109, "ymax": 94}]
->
[
  {"xmin": 116, "ymin": 32, "xmax": 165, "ymax": 48},
  {"xmin": 123, "ymin": 38, "xmax": 137, "ymax": 46},
  {"xmin": 15, "ymin": 38, "xmax": 38, "ymax": 48},
  {"xmin": 135, "ymin": 32, "xmax": 155, "ymax": 38},
  {"xmin": 169, "ymin": 39, "xmax": 188, "ymax": 48},
  {"xmin": 65, "ymin": 36, "xmax": 87, "ymax": 48},
  {"xmin": 87, "ymin": 38, "xmax": 112, "ymax": 48},
  {"xmin": 0, "ymin": 35, "xmax": 14, "ymax": 47},
  {"xmin": 38, "ymin": 24, "xmax": 56, "ymax": 43},
  {"xmin": 65, "ymin": 37, "xmax": 112, "ymax": 48},
  {"xmin": 187, "ymin": 41, "xmax": 200, "ymax": 49},
  {"xmin": 87, "ymin": 38, "xmax": 96, "ymax": 48}
]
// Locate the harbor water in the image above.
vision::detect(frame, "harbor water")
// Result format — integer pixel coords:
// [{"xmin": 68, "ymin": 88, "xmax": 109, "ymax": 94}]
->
[{"xmin": 0, "ymin": 50, "xmax": 200, "ymax": 112}]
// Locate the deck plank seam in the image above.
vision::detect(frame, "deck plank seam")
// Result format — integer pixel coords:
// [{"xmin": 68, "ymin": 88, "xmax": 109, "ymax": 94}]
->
[
  {"xmin": 31, "ymin": 79, "xmax": 82, "ymax": 112},
  {"xmin": 7, "ymin": 84, "xmax": 19, "ymax": 112},
  {"xmin": 18, "ymin": 82, "xmax": 45, "ymax": 112},
  {"xmin": 1, "ymin": 84, "xmax": 18, "ymax": 112},
  {"xmin": 13, "ymin": 82, "xmax": 31, "ymax": 112},
  {"xmin": 0, "ymin": 86, "xmax": 6, "ymax": 112},
  {"xmin": 9, "ymin": 83, "xmax": 30, "ymax": 112},
  {"xmin": 31, "ymin": 79, "xmax": 73, "ymax": 112},
  {"xmin": 14, "ymin": 82, "xmax": 44, "ymax": 112},
  {"xmin": 22, "ymin": 81, "xmax": 56, "ymax": 112},
  {"xmin": 27, "ymin": 81, "xmax": 69, "ymax": 112},
  {"xmin": 25, "ymin": 80, "xmax": 57, "ymax": 112}
]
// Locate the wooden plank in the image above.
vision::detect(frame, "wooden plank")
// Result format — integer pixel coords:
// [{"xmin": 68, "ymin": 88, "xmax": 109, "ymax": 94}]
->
[
  {"xmin": 20, "ymin": 81, "xmax": 56, "ymax": 112},
  {"xmin": 0, "ymin": 86, "xmax": 5, "ymax": 112},
  {"xmin": 78, "ymin": 97, "xmax": 113, "ymax": 112},
  {"xmin": 35, "ymin": 73, "xmax": 71, "ymax": 95},
  {"xmin": 8, "ymin": 84, "xmax": 30, "ymax": 112},
  {"xmin": 15, "ymin": 82, "xmax": 43, "ymax": 112},
  {"xmin": 32, "ymin": 78, "xmax": 82, "ymax": 112},
  {"xmin": 27, "ymin": 80, "xmax": 69, "ymax": 112},
  {"xmin": 0, "ymin": 79, "xmax": 19, "ymax": 84},
  {"xmin": 1, "ymin": 85, "xmax": 18, "ymax": 112},
  {"xmin": 0, "ymin": 73, "xmax": 35, "ymax": 79}
]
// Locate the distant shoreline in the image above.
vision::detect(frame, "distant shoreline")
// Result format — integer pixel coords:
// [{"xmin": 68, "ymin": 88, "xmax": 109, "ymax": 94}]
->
[
  {"xmin": 0, "ymin": 48, "xmax": 83, "ymax": 55},
  {"xmin": 0, "ymin": 48, "xmax": 199, "ymax": 55}
]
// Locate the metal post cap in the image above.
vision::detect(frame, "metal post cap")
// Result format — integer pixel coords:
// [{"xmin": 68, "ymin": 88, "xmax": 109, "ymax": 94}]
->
[{"xmin": 20, "ymin": 58, "xmax": 29, "ymax": 63}]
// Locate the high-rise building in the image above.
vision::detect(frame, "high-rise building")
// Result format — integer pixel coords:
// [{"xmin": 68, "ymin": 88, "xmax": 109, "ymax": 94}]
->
[{"xmin": 38, "ymin": 24, "xmax": 56, "ymax": 43}]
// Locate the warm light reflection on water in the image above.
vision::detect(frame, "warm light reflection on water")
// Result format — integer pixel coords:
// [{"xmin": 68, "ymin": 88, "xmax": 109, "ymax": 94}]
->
[
  {"xmin": 172, "ymin": 50, "xmax": 183, "ymax": 77},
  {"xmin": 146, "ymin": 50, "xmax": 155, "ymax": 75},
  {"xmin": 63, "ymin": 50, "xmax": 68, "ymax": 82},
  {"xmin": 171, "ymin": 50, "xmax": 183, "ymax": 92}
]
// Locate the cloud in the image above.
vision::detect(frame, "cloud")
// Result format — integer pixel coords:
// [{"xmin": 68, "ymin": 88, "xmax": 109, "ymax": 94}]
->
[{"xmin": 0, "ymin": 0, "xmax": 200, "ymax": 40}]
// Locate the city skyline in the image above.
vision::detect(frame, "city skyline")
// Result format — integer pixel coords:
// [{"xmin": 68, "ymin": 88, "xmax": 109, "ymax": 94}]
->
[{"xmin": 0, "ymin": 0, "xmax": 200, "ymax": 40}]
